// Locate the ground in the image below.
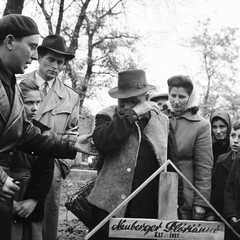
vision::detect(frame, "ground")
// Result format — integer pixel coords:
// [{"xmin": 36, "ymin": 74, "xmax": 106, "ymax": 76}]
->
[
  {"xmin": 57, "ymin": 219, "xmax": 87, "ymax": 240},
  {"xmin": 57, "ymin": 174, "xmax": 90, "ymax": 240}
]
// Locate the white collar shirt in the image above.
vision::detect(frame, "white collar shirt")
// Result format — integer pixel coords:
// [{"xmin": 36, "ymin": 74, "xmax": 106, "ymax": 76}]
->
[{"xmin": 36, "ymin": 71, "xmax": 55, "ymax": 94}]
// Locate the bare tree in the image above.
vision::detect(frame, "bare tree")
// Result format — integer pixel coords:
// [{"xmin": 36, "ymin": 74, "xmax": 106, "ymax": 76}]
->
[
  {"xmin": 69, "ymin": 0, "xmax": 140, "ymax": 107},
  {"xmin": 36, "ymin": 0, "xmax": 140, "ymax": 108},
  {"xmin": 187, "ymin": 18, "xmax": 240, "ymax": 117},
  {"xmin": 1, "ymin": 0, "xmax": 142, "ymax": 110}
]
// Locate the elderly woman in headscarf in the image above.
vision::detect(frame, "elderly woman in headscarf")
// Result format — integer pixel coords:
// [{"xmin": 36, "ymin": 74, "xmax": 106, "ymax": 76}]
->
[
  {"xmin": 163, "ymin": 75, "xmax": 213, "ymax": 221},
  {"xmin": 210, "ymin": 110, "xmax": 232, "ymax": 169}
]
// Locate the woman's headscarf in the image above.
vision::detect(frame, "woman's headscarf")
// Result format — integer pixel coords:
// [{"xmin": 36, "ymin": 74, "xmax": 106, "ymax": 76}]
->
[
  {"xmin": 164, "ymin": 78, "xmax": 199, "ymax": 115},
  {"xmin": 186, "ymin": 88, "xmax": 199, "ymax": 110},
  {"xmin": 210, "ymin": 110, "xmax": 232, "ymax": 143}
]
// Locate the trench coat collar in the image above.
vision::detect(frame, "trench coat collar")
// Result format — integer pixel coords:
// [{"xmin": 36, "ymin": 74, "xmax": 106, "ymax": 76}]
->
[
  {"xmin": 35, "ymin": 77, "xmax": 67, "ymax": 118},
  {"xmin": 47, "ymin": 76, "xmax": 66, "ymax": 99},
  {"xmin": 32, "ymin": 70, "xmax": 66, "ymax": 99}
]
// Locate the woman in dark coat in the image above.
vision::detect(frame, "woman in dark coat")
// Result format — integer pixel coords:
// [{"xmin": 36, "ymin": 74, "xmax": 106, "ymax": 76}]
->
[
  {"xmin": 206, "ymin": 120, "xmax": 240, "ymax": 239},
  {"xmin": 210, "ymin": 110, "xmax": 232, "ymax": 169}
]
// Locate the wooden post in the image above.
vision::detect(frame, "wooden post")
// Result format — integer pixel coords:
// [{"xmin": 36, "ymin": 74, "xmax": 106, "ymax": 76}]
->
[{"xmin": 158, "ymin": 172, "xmax": 178, "ymax": 220}]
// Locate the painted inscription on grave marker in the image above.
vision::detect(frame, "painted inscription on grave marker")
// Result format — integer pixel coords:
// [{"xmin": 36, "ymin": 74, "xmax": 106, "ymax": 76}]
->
[{"xmin": 109, "ymin": 218, "xmax": 224, "ymax": 239}]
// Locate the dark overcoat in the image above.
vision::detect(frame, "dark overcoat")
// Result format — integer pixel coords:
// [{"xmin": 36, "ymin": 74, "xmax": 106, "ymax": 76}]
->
[
  {"xmin": 211, "ymin": 151, "xmax": 234, "ymax": 219},
  {"xmin": 224, "ymin": 154, "xmax": 240, "ymax": 220}
]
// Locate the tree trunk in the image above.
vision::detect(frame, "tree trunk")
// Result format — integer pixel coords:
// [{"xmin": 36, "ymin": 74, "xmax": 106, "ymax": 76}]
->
[{"xmin": 3, "ymin": 0, "xmax": 25, "ymax": 16}]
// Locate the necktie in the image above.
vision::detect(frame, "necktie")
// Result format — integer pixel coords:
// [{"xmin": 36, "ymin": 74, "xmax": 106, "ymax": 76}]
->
[{"xmin": 42, "ymin": 81, "xmax": 48, "ymax": 96}]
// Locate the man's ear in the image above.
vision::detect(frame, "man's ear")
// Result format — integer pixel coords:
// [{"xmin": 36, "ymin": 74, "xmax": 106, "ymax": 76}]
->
[{"xmin": 5, "ymin": 35, "xmax": 14, "ymax": 50}]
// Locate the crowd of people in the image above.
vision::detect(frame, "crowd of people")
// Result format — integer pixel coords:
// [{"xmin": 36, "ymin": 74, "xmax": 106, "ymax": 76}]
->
[
  {"xmin": 0, "ymin": 13, "xmax": 240, "ymax": 240},
  {"xmin": 87, "ymin": 72, "xmax": 240, "ymax": 240}
]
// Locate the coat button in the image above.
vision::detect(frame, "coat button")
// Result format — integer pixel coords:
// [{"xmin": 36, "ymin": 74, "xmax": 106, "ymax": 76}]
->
[
  {"xmin": 121, "ymin": 194, "xmax": 126, "ymax": 199},
  {"xmin": 127, "ymin": 168, "xmax": 131, "ymax": 172}
]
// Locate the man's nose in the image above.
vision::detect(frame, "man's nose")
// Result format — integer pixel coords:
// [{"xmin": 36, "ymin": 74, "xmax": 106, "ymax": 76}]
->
[
  {"xmin": 32, "ymin": 104, "xmax": 38, "ymax": 111},
  {"xmin": 174, "ymin": 97, "xmax": 179, "ymax": 103},
  {"xmin": 31, "ymin": 49, "xmax": 38, "ymax": 60},
  {"xmin": 233, "ymin": 139, "xmax": 239, "ymax": 144},
  {"xmin": 51, "ymin": 61, "xmax": 58, "ymax": 68}
]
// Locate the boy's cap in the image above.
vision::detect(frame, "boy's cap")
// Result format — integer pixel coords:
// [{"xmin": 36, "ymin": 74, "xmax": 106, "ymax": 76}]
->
[{"xmin": 0, "ymin": 14, "xmax": 39, "ymax": 39}]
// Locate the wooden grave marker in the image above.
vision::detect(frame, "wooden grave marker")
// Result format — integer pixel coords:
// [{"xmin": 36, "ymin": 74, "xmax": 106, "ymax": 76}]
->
[
  {"xmin": 86, "ymin": 160, "xmax": 228, "ymax": 240},
  {"xmin": 109, "ymin": 163, "xmax": 225, "ymax": 239}
]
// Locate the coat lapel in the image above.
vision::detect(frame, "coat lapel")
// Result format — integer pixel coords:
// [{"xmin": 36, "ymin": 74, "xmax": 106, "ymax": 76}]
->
[
  {"xmin": 144, "ymin": 111, "xmax": 169, "ymax": 165},
  {"xmin": 221, "ymin": 151, "xmax": 234, "ymax": 171},
  {"xmin": 0, "ymin": 79, "xmax": 11, "ymax": 123},
  {"xmin": 35, "ymin": 78, "xmax": 66, "ymax": 120},
  {"xmin": 0, "ymin": 85, "xmax": 24, "ymax": 137}
]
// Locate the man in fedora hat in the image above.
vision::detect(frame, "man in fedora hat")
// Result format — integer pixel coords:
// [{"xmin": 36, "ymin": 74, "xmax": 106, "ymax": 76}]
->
[
  {"xmin": 0, "ymin": 15, "xmax": 95, "ymax": 240},
  {"xmin": 87, "ymin": 69, "xmax": 174, "ymax": 239},
  {"xmin": 18, "ymin": 34, "xmax": 80, "ymax": 240}
]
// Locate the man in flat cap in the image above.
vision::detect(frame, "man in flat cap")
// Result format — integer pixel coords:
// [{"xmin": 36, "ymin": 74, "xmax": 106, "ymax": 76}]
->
[
  {"xmin": 88, "ymin": 69, "xmax": 179, "ymax": 239},
  {"xmin": 0, "ymin": 14, "xmax": 95, "ymax": 240},
  {"xmin": 18, "ymin": 34, "xmax": 80, "ymax": 240}
]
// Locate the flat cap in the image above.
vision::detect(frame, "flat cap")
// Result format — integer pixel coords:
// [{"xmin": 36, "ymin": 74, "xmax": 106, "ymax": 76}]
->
[{"xmin": 0, "ymin": 14, "xmax": 39, "ymax": 39}]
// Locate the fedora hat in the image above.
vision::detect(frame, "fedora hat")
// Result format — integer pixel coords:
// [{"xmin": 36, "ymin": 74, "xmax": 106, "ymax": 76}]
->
[
  {"xmin": 37, "ymin": 34, "xmax": 75, "ymax": 61},
  {"xmin": 108, "ymin": 69, "xmax": 156, "ymax": 99}
]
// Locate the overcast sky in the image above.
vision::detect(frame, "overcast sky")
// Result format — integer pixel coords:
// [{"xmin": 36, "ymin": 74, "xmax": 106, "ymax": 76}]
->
[{"xmin": 128, "ymin": 0, "xmax": 240, "ymax": 89}]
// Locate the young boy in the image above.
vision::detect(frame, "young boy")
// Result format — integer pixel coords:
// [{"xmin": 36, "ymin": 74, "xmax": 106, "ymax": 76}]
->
[
  {"xmin": 224, "ymin": 120, "xmax": 240, "ymax": 240},
  {"xmin": 11, "ymin": 79, "xmax": 54, "ymax": 240}
]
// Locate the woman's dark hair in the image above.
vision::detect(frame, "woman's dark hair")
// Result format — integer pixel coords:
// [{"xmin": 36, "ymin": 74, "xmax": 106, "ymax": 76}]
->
[
  {"xmin": 167, "ymin": 75, "xmax": 193, "ymax": 95},
  {"xmin": 19, "ymin": 78, "xmax": 40, "ymax": 96},
  {"xmin": 232, "ymin": 119, "xmax": 240, "ymax": 131}
]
